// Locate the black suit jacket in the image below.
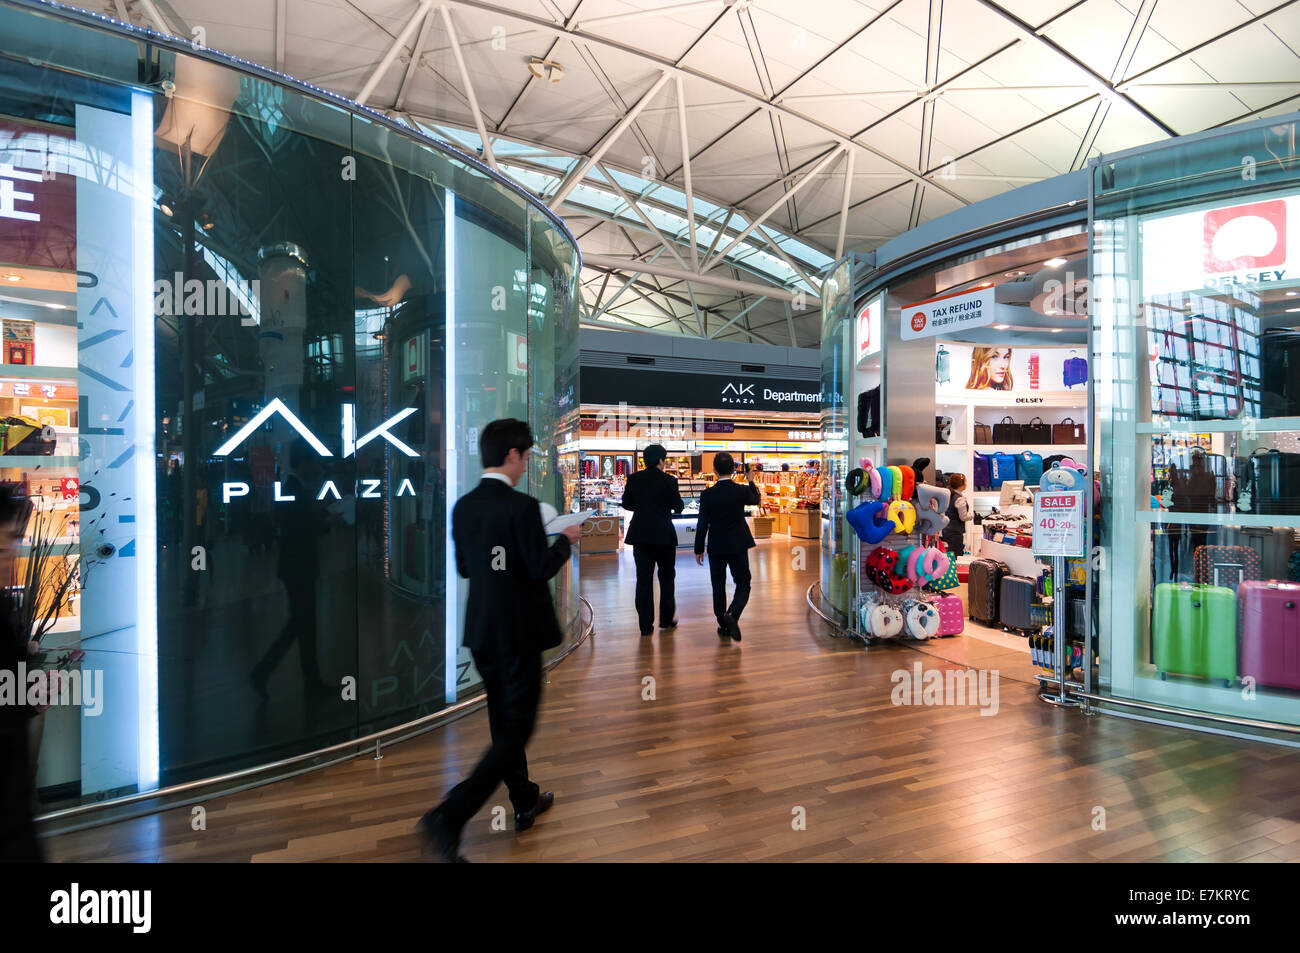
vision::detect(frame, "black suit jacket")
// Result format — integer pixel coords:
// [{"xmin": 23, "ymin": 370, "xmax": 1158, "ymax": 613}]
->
[
  {"xmin": 694, "ymin": 478, "xmax": 761, "ymax": 555},
  {"xmin": 452, "ymin": 477, "xmax": 572, "ymax": 655},
  {"xmin": 620, "ymin": 467, "xmax": 684, "ymax": 546}
]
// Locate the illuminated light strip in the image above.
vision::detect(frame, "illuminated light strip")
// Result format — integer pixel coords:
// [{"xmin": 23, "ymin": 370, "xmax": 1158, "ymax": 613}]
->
[
  {"xmin": 444, "ymin": 189, "xmax": 458, "ymax": 704},
  {"xmin": 131, "ymin": 91, "xmax": 158, "ymax": 791}
]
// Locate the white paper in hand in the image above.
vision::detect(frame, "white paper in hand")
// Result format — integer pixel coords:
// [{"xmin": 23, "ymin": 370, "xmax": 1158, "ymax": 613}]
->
[{"xmin": 546, "ymin": 509, "xmax": 595, "ymax": 535}]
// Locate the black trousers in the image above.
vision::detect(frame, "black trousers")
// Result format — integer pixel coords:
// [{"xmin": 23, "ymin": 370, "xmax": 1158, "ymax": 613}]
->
[
  {"xmin": 438, "ymin": 649, "xmax": 542, "ymax": 830},
  {"xmin": 632, "ymin": 543, "xmax": 677, "ymax": 632},
  {"xmin": 707, "ymin": 550, "xmax": 752, "ymax": 624},
  {"xmin": 0, "ymin": 731, "xmax": 41, "ymax": 862},
  {"xmin": 255, "ymin": 575, "xmax": 322, "ymax": 684}
]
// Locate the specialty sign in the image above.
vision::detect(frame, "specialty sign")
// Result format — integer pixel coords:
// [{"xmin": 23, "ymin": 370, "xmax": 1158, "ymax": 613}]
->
[
  {"xmin": 1031, "ymin": 489, "xmax": 1086, "ymax": 558},
  {"xmin": 901, "ymin": 287, "xmax": 995, "ymax": 340}
]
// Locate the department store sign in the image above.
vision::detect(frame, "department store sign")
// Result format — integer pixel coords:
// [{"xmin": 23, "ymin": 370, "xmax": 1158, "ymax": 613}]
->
[
  {"xmin": 581, "ymin": 366, "xmax": 820, "ymax": 412},
  {"xmin": 901, "ymin": 287, "xmax": 994, "ymax": 340}
]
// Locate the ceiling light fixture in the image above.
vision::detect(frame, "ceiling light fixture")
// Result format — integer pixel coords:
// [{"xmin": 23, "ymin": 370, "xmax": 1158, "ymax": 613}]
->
[
  {"xmin": 1004, "ymin": 270, "xmax": 1027, "ymax": 278},
  {"xmin": 3, "ymin": 275, "xmax": 20, "ymax": 283},
  {"xmin": 1287, "ymin": 291, "xmax": 1298, "ymax": 297},
  {"xmin": 993, "ymin": 324, "xmax": 1009, "ymax": 330},
  {"xmin": 527, "ymin": 56, "xmax": 565, "ymax": 82},
  {"xmin": 1045, "ymin": 257, "xmax": 1068, "ymax": 267},
  {"xmin": 1050, "ymin": 328, "xmax": 1063, "ymax": 333}
]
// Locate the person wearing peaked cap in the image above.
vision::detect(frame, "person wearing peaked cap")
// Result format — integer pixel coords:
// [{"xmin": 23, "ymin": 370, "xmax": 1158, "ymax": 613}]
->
[{"xmin": 621, "ymin": 444, "xmax": 685, "ymax": 636}]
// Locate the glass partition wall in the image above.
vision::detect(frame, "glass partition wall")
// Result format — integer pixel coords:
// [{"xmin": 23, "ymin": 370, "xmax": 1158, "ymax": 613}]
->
[
  {"xmin": 0, "ymin": 0, "xmax": 582, "ymax": 814},
  {"xmin": 1092, "ymin": 114, "xmax": 1300, "ymax": 732}
]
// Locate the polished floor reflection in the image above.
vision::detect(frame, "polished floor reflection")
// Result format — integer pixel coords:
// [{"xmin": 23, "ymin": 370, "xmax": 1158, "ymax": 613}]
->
[{"xmin": 47, "ymin": 538, "xmax": 1300, "ymax": 862}]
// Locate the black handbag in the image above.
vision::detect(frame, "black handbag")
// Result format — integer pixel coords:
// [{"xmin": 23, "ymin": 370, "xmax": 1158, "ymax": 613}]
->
[
  {"xmin": 992, "ymin": 415, "xmax": 1022, "ymax": 444},
  {"xmin": 857, "ymin": 387, "xmax": 880, "ymax": 438},
  {"xmin": 1023, "ymin": 416, "xmax": 1051, "ymax": 443}
]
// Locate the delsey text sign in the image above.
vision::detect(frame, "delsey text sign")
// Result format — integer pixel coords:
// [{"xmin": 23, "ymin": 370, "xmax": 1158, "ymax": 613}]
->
[
  {"xmin": 1032, "ymin": 489, "xmax": 1085, "ymax": 557},
  {"xmin": 902, "ymin": 287, "xmax": 995, "ymax": 341}
]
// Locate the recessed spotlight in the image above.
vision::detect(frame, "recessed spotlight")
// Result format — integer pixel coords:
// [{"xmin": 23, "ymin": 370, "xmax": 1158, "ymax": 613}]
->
[
  {"xmin": 1050, "ymin": 328, "xmax": 1063, "ymax": 333},
  {"xmin": 1045, "ymin": 257, "xmax": 1068, "ymax": 267},
  {"xmin": 993, "ymin": 324, "xmax": 1009, "ymax": 330},
  {"xmin": 1288, "ymin": 307, "xmax": 1300, "ymax": 313},
  {"xmin": 1288, "ymin": 291, "xmax": 1298, "ymax": 297},
  {"xmin": 1004, "ymin": 270, "xmax": 1027, "ymax": 278},
  {"xmin": 2, "ymin": 275, "xmax": 20, "ymax": 283},
  {"xmin": 978, "ymin": 281, "xmax": 993, "ymax": 287}
]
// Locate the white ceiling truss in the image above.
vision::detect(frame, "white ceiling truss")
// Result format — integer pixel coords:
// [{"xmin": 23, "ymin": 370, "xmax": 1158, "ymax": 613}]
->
[{"xmin": 89, "ymin": 0, "xmax": 1300, "ymax": 346}]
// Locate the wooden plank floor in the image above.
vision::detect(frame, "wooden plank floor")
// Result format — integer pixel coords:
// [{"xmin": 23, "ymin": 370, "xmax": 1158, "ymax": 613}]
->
[{"xmin": 47, "ymin": 538, "xmax": 1300, "ymax": 862}]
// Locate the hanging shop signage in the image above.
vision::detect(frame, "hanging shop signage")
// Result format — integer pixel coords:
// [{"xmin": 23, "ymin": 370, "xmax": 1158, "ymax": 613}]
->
[
  {"xmin": 857, "ymin": 294, "xmax": 882, "ymax": 363},
  {"xmin": 1031, "ymin": 489, "xmax": 1086, "ymax": 557},
  {"xmin": 901, "ymin": 287, "xmax": 994, "ymax": 341},
  {"xmin": 0, "ymin": 117, "xmax": 78, "ymax": 271},
  {"xmin": 403, "ymin": 331, "xmax": 426, "ymax": 382},
  {"xmin": 1141, "ymin": 190, "xmax": 1300, "ymax": 295},
  {"xmin": 506, "ymin": 330, "xmax": 527, "ymax": 376},
  {"xmin": 581, "ymin": 366, "xmax": 820, "ymax": 412}
]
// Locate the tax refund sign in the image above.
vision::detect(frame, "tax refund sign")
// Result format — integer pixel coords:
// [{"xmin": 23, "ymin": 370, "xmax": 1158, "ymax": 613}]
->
[{"xmin": 1032, "ymin": 489, "xmax": 1086, "ymax": 557}]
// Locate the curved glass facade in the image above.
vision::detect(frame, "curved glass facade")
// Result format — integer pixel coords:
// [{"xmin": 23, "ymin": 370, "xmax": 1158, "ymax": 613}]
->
[{"xmin": 0, "ymin": 0, "xmax": 581, "ymax": 812}]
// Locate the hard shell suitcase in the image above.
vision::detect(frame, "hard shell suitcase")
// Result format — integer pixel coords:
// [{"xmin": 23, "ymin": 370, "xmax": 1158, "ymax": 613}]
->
[
  {"xmin": 1015, "ymin": 451, "xmax": 1044, "ymax": 486},
  {"xmin": 999, "ymin": 574, "xmax": 1038, "ymax": 632},
  {"xmin": 1152, "ymin": 582, "xmax": 1237, "ymax": 683},
  {"xmin": 1248, "ymin": 450, "xmax": 1300, "ymax": 516},
  {"xmin": 1068, "ymin": 590, "xmax": 1086, "ymax": 640},
  {"xmin": 968, "ymin": 558, "xmax": 1008, "ymax": 625},
  {"xmin": 1238, "ymin": 580, "xmax": 1300, "ymax": 692},
  {"xmin": 973, "ymin": 452, "xmax": 992, "ymax": 491},
  {"xmin": 989, "ymin": 452, "xmax": 1017, "ymax": 489},
  {"xmin": 1063, "ymin": 353, "xmax": 1087, "ymax": 388},
  {"xmin": 1261, "ymin": 329, "xmax": 1300, "ymax": 418},
  {"xmin": 1193, "ymin": 545, "xmax": 1261, "ymax": 589},
  {"xmin": 934, "ymin": 594, "xmax": 965, "ymax": 636}
]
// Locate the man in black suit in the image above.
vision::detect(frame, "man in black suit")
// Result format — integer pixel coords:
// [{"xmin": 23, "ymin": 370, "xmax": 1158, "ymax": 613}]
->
[
  {"xmin": 620, "ymin": 443, "xmax": 684, "ymax": 636},
  {"xmin": 694, "ymin": 452, "xmax": 761, "ymax": 642},
  {"xmin": 420, "ymin": 419, "xmax": 581, "ymax": 862}
]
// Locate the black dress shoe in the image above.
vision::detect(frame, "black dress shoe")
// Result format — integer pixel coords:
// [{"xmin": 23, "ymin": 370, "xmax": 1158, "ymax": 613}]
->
[
  {"xmin": 417, "ymin": 808, "xmax": 469, "ymax": 862},
  {"xmin": 723, "ymin": 612, "xmax": 742, "ymax": 642},
  {"xmin": 717, "ymin": 626, "xmax": 731, "ymax": 641},
  {"xmin": 515, "ymin": 791, "xmax": 554, "ymax": 832},
  {"xmin": 640, "ymin": 628, "xmax": 654, "ymax": 637},
  {"xmin": 659, "ymin": 619, "xmax": 678, "ymax": 630}
]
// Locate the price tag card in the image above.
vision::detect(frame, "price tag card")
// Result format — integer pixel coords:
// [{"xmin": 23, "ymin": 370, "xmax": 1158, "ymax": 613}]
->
[{"xmin": 1032, "ymin": 489, "xmax": 1086, "ymax": 557}]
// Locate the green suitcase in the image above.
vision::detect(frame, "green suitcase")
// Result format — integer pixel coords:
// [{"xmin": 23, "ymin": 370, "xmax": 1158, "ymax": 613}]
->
[{"xmin": 1152, "ymin": 582, "xmax": 1237, "ymax": 684}]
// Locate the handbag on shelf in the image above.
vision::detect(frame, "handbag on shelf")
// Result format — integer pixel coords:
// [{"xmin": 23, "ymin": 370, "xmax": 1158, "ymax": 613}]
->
[
  {"xmin": 973, "ymin": 422, "xmax": 992, "ymax": 444},
  {"xmin": 1023, "ymin": 416, "xmax": 1051, "ymax": 443},
  {"xmin": 992, "ymin": 416, "xmax": 1023, "ymax": 443},
  {"xmin": 1052, "ymin": 417, "xmax": 1085, "ymax": 444}
]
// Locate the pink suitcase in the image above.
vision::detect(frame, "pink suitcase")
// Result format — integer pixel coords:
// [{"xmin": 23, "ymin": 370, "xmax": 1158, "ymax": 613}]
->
[
  {"xmin": 1239, "ymin": 581, "xmax": 1300, "ymax": 691},
  {"xmin": 935, "ymin": 594, "xmax": 965, "ymax": 636}
]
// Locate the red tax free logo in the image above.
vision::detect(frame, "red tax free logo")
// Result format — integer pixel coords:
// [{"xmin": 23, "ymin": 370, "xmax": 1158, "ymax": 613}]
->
[
  {"xmin": 910, "ymin": 312, "xmax": 927, "ymax": 332},
  {"xmin": 1203, "ymin": 199, "xmax": 1287, "ymax": 274}
]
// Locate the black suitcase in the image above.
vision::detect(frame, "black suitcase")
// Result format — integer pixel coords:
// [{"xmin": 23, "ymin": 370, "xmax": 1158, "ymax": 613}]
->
[
  {"xmin": 1261, "ymin": 329, "xmax": 1300, "ymax": 417},
  {"xmin": 999, "ymin": 574, "xmax": 1038, "ymax": 632},
  {"xmin": 1066, "ymin": 586, "xmax": 1086, "ymax": 640},
  {"xmin": 968, "ymin": 558, "xmax": 1008, "ymax": 625},
  {"xmin": 1247, "ymin": 449, "xmax": 1300, "ymax": 515}
]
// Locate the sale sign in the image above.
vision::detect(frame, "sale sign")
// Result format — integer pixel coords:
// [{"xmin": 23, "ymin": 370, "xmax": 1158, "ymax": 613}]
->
[{"xmin": 1032, "ymin": 489, "xmax": 1085, "ymax": 557}]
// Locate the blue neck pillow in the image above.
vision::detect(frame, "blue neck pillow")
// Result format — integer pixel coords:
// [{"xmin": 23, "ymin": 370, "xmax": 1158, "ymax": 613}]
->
[{"xmin": 846, "ymin": 500, "xmax": 894, "ymax": 544}]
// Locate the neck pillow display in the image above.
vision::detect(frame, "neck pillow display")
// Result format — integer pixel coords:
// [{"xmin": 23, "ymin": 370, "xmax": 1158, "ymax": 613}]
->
[
  {"xmin": 904, "ymin": 601, "xmax": 940, "ymax": 640},
  {"xmin": 846, "ymin": 500, "xmax": 894, "ymax": 544},
  {"xmin": 845, "ymin": 467, "xmax": 867, "ymax": 496},
  {"xmin": 897, "ymin": 465, "xmax": 915, "ymax": 502},
  {"xmin": 868, "ymin": 603, "xmax": 905, "ymax": 638},
  {"xmin": 887, "ymin": 499, "xmax": 917, "ymax": 534},
  {"xmin": 868, "ymin": 465, "xmax": 882, "ymax": 499},
  {"xmin": 914, "ymin": 485, "xmax": 951, "ymax": 535},
  {"xmin": 863, "ymin": 546, "xmax": 912, "ymax": 594}
]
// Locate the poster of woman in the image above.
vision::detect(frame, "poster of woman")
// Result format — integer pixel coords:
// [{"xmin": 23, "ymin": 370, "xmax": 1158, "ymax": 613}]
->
[{"xmin": 966, "ymin": 346, "xmax": 1013, "ymax": 390}]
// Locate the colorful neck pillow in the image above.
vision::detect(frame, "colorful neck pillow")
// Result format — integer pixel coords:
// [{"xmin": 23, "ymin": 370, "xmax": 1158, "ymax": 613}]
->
[
  {"xmin": 876, "ymin": 465, "xmax": 894, "ymax": 501},
  {"xmin": 863, "ymin": 546, "xmax": 912, "ymax": 594},
  {"xmin": 904, "ymin": 601, "xmax": 939, "ymax": 640},
  {"xmin": 846, "ymin": 500, "xmax": 894, "ymax": 544},
  {"xmin": 898, "ymin": 545, "xmax": 951, "ymax": 586},
  {"xmin": 887, "ymin": 499, "xmax": 917, "ymax": 534},
  {"xmin": 886, "ymin": 466, "xmax": 903, "ymax": 501},
  {"xmin": 914, "ymin": 485, "xmax": 951, "ymax": 535},
  {"xmin": 868, "ymin": 604, "xmax": 904, "ymax": 638},
  {"xmin": 897, "ymin": 465, "xmax": 915, "ymax": 502},
  {"xmin": 845, "ymin": 467, "xmax": 867, "ymax": 496}
]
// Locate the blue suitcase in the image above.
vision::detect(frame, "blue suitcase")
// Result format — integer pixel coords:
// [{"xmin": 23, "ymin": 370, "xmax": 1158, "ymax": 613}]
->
[
  {"xmin": 1016, "ymin": 451, "xmax": 1044, "ymax": 486},
  {"xmin": 989, "ymin": 452, "xmax": 1016, "ymax": 488}
]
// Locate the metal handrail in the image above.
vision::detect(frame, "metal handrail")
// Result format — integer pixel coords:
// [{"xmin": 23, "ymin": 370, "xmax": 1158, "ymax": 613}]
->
[{"xmin": 36, "ymin": 597, "xmax": 595, "ymax": 827}]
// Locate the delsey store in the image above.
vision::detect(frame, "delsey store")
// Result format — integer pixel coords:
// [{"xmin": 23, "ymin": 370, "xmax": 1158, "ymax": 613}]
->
[
  {"xmin": 579, "ymin": 328, "xmax": 823, "ymax": 549},
  {"xmin": 818, "ymin": 111, "xmax": 1300, "ymax": 744},
  {"xmin": 0, "ymin": 1, "xmax": 584, "ymax": 820}
]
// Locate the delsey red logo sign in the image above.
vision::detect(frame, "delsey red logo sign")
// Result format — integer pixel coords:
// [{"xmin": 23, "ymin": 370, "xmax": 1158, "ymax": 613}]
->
[{"xmin": 1204, "ymin": 199, "xmax": 1286, "ymax": 274}]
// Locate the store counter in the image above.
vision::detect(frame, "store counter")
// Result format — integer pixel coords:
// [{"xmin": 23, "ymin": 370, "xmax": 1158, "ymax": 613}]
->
[{"xmin": 789, "ymin": 509, "xmax": 820, "ymax": 539}]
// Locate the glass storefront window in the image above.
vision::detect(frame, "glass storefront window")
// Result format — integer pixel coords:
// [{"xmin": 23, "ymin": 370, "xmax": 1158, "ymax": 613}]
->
[
  {"xmin": 0, "ymin": 1, "xmax": 582, "ymax": 813},
  {"xmin": 1094, "ymin": 115, "xmax": 1300, "ymax": 728}
]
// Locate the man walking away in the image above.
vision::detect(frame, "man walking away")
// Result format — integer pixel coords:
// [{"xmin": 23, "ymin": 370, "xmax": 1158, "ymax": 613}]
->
[
  {"xmin": 620, "ymin": 443, "xmax": 684, "ymax": 636},
  {"xmin": 694, "ymin": 453, "xmax": 761, "ymax": 642},
  {"xmin": 419, "ymin": 419, "xmax": 581, "ymax": 863}
]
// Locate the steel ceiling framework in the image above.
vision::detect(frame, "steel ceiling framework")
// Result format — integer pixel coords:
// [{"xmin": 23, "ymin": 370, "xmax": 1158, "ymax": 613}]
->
[{"xmin": 89, "ymin": 0, "xmax": 1300, "ymax": 346}]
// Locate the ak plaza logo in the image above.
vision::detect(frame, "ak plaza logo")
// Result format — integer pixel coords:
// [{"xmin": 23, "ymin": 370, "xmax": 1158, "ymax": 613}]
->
[{"xmin": 720, "ymin": 380, "xmax": 756, "ymax": 405}]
